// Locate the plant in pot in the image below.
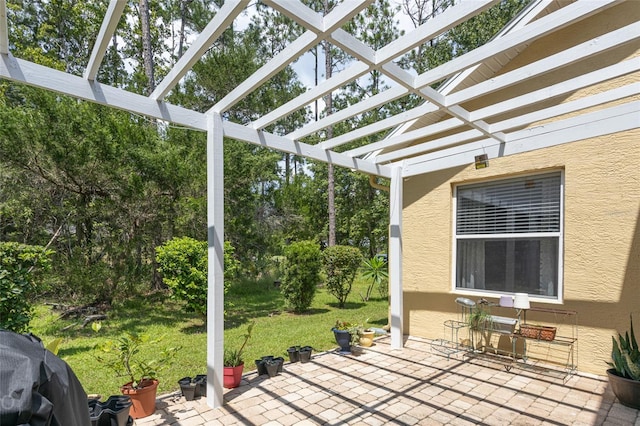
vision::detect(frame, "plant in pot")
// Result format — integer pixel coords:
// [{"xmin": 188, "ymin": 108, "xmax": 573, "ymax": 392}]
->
[
  {"xmin": 357, "ymin": 324, "xmax": 376, "ymax": 348},
  {"xmin": 607, "ymin": 314, "xmax": 640, "ymax": 409},
  {"xmin": 466, "ymin": 303, "xmax": 494, "ymax": 351},
  {"xmin": 332, "ymin": 320, "xmax": 359, "ymax": 353},
  {"xmin": 224, "ymin": 322, "xmax": 254, "ymax": 389},
  {"xmin": 95, "ymin": 332, "xmax": 180, "ymax": 419}
]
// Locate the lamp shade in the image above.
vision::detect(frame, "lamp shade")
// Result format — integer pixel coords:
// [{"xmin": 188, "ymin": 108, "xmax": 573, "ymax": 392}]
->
[
  {"xmin": 513, "ymin": 293, "xmax": 530, "ymax": 310},
  {"xmin": 499, "ymin": 295, "xmax": 513, "ymax": 308}
]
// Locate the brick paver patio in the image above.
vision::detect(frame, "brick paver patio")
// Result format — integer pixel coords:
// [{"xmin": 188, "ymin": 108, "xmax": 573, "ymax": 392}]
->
[{"xmin": 135, "ymin": 336, "xmax": 639, "ymax": 425}]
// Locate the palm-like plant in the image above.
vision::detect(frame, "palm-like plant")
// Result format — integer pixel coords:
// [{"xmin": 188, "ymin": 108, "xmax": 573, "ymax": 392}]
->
[{"xmin": 361, "ymin": 256, "xmax": 388, "ymax": 301}]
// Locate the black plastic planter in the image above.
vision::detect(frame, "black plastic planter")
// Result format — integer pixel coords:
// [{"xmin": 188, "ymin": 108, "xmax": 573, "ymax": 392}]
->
[
  {"xmin": 194, "ymin": 375, "xmax": 207, "ymax": 397},
  {"xmin": 178, "ymin": 377, "xmax": 198, "ymax": 401},
  {"xmin": 88, "ymin": 395, "xmax": 132, "ymax": 426},
  {"xmin": 265, "ymin": 361, "xmax": 279, "ymax": 378},
  {"xmin": 274, "ymin": 357, "xmax": 284, "ymax": 373},
  {"xmin": 255, "ymin": 359, "xmax": 267, "ymax": 375},
  {"xmin": 299, "ymin": 346, "xmax": 313, "ymax": 363},
  {"xmin": 287, "ymin": 346, "xmax": 300, "ymax": 363}
]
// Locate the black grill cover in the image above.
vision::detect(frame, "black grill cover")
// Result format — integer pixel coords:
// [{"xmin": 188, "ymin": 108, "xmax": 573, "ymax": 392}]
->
[{"xmin": 0, "ymin": 330, "xmax": 91, "ymax": 426}]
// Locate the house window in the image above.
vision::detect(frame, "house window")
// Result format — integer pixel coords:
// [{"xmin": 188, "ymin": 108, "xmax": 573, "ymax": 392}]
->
[{"xmin": 454, "ymin": 172, "xmax": 562, "ymax": 299}]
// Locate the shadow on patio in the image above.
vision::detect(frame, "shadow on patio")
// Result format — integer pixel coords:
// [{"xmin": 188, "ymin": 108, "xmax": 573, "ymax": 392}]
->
[{"xmin": 136, "ymin": 336, "xmax": 639, "ymax": 425}]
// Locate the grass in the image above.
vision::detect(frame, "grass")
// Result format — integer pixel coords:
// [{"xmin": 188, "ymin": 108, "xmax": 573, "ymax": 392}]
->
[{"xmin": 29, "ymin": 274, "xmax": 388, "ymax": 398}]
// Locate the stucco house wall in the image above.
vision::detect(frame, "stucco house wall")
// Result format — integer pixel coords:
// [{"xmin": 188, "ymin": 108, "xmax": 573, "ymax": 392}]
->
[{"xmin": 401, "ymin": 2, "xmax": 639, "ymax": 376}]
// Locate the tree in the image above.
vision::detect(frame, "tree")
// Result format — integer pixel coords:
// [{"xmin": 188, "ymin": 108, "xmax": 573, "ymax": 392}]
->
[
  {"xmin": 0, "ymin": 242, "xmax": 53, "ymax": 332},
  {"xmin": 322, "ymin": 245, "xmax": 362, "ymax": 308},
  {"xmin": 281, "ymin": 241, "xmax": 322, "ymax": 313},
  {"xmin": 156, "ymin": 237, "xmax": 239, "ymax": 316}
]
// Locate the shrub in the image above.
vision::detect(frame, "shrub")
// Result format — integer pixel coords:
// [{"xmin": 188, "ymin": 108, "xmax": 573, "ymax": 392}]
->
[
  {"xmin": 322, "ymin": 245, "xmax": 362, "ymax": 308},
  {"xmin": 155, "ymin": 237, "xmax": 239, "ymax": 316},
  {"xmin": 0, "ymin": 242, "xmax": 53, "ymax": 332},
  {"xmin": 281, "ymin": 240, "xmax": 321, "ymax": 313}
]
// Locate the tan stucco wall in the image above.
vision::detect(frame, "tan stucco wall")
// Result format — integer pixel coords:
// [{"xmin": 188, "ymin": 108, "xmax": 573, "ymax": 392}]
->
[
  {"xmin": 403, "ymin": 129, "xmax": 639, "ymax": 376},
  {"xmin": 402, "ymin": 2, "xmax": 640, "ymax": 376}
]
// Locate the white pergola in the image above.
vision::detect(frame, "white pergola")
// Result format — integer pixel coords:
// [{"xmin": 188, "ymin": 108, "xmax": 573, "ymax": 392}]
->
[{"xmin": 1, "ymin": 0, "xmax": 638, "ymax": 408}]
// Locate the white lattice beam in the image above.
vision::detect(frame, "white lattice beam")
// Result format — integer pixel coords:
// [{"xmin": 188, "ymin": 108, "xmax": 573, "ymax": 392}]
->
[
  {"xmin": 0, "ymin": 0, "xmax": 8, "ymax": 55},
  {"xmin": 84, "ymin": 0, "xmax": 126, "ymax": 81},
  {"xmin": 0, "ymin": 54, "xmax": 206, "ymax": 129},
  {"xmin": 151, "ymin": 0, "xmax": 249, "ymax": 100}
]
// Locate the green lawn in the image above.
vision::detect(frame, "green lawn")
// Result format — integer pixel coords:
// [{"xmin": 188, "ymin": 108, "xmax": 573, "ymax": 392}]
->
[{"xmin": 30, "ymin": 275, "xmax": 388, "ymax": 398}]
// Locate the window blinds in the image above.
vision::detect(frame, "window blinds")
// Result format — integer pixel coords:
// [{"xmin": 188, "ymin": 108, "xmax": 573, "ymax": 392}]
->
[{"xmin": 456, "ymin": 172, "xmax": 561, "ymax": 235}]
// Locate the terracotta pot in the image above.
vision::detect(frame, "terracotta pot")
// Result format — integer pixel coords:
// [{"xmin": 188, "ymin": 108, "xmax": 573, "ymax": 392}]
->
[
  {"xmin": 607, "ymin": 369, "xmax": 640, "ymax": 409},
  {"xmin": 223, "ymin": 363, "xmax": 244, "ymax": 389},
  {"xmin": 359, "ymin": 330, "xmax": 375, "ymax": 347},
  {"xmin": 121, "ymin": 379, "xmax": 158, "ymax": 419}
]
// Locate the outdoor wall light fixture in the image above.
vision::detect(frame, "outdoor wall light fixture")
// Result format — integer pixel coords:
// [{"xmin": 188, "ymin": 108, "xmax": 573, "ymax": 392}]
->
[{"xmin": 474, "ymin": 154, "xmax": 489, "ymax": 169}]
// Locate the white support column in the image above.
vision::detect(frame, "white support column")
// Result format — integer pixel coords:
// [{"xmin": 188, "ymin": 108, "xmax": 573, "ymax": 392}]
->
[
  {"xmin": 389, "ymin": 165, "xmax": 403, "ymax": 349},
  {"xmin": 206, "ymin": 112, "xmax": 225, "ymax": 408}
]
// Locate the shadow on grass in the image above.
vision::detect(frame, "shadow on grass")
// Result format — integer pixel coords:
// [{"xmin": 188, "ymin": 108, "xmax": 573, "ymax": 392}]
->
[
  {"xmin": 326, "ymin": 301, "xmax": 366, "ymax": 310},
  {"xmin": 58, "ymin": 344, "xmax": 96, "ymax": 357},
  {"xmin": 181, "ymin": 321, "xmax": 206, "ymax": 334}
]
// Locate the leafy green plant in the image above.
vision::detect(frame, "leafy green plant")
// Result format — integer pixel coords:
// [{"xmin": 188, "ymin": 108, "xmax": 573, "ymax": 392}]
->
[
  {"xmin": 322, "ymin": 245, "xmax": 362, "ymax": 308},
  {"xmin": 609, "ymin": 314, "xmax": 640, "ymax": 381},
  {"xmin": 361, "ymin": 256, "xmax": 388, "ymax": 301},
  {"xmin": 0, "ymin": 242, "xmax": 53, "ymax": 333},
  {"xmin": 332, "ymin": 320, "xmax": 361, "ymax": 346},
  {"xmin": 155, "ymin": 237, "xmax": 239, "ymax": 316},
  {"xmin": 224, "ymin": 322, "xmax": 254, "ymax": 367},
  {"xmin": 95, "ymin": 332, "xmax": 181, "ymax": 389},
  {"xmin": 281, "ymin": 240, "xmax": 322, "ymax": 313}
]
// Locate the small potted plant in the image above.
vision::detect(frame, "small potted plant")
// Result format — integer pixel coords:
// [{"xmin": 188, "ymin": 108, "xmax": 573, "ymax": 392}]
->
[
  {"xmin": 224, "ymin": 322, "xmax": 254, "ymax": 388},
  {"xmin": 607, "ymin": 314, "xmax": 640, "ymax": 409},
  {"xmin": 332, "ymin": 320, "xmax": 359, "ymax": 353},
  {"xmin": 95, "ymin": 332, "xmax": 180, "ymax": 419}
]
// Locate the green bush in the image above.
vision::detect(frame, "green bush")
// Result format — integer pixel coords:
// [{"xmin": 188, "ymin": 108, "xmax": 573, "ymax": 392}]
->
[
  {"xmin": 0, "ymin": 242, "xmax": 53, "ymax": 332},
  {"xmin": 281, "ymin": 240, "xmax": 321, "ymax": 313},
  {"xmin": 322, "ymin": 245, "xmax": 362, "ymax": 308},
  {"xmin": 155, "ymin": 237, "xmax": 239, "ymax": 316}
]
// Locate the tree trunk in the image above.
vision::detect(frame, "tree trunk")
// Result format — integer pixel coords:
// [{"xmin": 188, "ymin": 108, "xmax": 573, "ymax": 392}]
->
[
  {"xmin": 139, "ymin": 0, "xmax": 155, "ymax": 95},
  {"xmin": 323, "ymin": 0, "xmax": 335, "ymax": 247}
]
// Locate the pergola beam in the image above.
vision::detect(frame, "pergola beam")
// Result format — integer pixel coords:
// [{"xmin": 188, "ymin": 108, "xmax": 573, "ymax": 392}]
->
[
  {"xmin": 84, "ymin": 0, "xmax": 126, "ymax": 81},
  {"xmin": 401, "ymin": 102, "xmax": 640, "ymax": 177},
  {"xmin": 151, "ymin": 0, "xmax": 250, "ymax": 100},
  {"xmin": 349, "ymin": 38, "xmax": 640, "ymax": 162},
  {"xmin": 209, "ymin": 30, "xmax": 318, "ymax": 114},
  {"xmin": 322, "ymin": 102, "xmax": 438, "ymax": 151},
  {"xmin": 447, "ymin": 21, "xmax": 640, "ymax": 106},
  {"xmin": 0, "ymin": 0, "xmax": 8, "ymax": 55},
  {"xmin": 288, "ymin": 86, "xmax": 408, "ymax": 141},
  {"xmin": 375, "ymin": 82, "xmax": 639, "ymax": 165},
  {"xmin": 414, "ymin": 0, "xmax": 619, "ymax": 89},
  {"xmin": 267, "ymin": 0, "xmax": 495, "ymax": 137},
  {"xmin": 0, "ymin": 54, "xmax": 206, "ymax": 130},
  {"xmin": 223, "ymin": 121, "xmax": 391, "ymax": 178}
]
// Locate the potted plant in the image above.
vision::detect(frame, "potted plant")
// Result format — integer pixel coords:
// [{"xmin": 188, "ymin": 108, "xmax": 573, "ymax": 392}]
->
[
  {"xmin": 607, "ymin": 314, "xmax": 640, "ymax": 409},
  {"xmin": 95, "ymin": 332, "xmax": 180, "ymax": 419},
  {"xmin": 224, "ymin": 322, "xmax": 254, "ymax": 389},
  {"xmin": 358, "ymin": 327, "xmax": 376, "ymax": 347},
  {"xmin": 332, "ymin": 320, "xmax": 359, "ymax": 353},
  {"xmin": 466, "ymin": 302, "xmax": 494, "ymax": 351}
]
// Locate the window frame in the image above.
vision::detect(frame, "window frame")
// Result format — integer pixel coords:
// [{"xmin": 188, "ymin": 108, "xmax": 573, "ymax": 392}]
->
[{"xmin": 451, "ymin": 171, "xmax": 565, "ymax": 303}]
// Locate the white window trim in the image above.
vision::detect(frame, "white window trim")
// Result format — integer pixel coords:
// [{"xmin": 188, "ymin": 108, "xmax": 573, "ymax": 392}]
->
[{"xmin": 451, "ymin": 171, "xmax": 565, "ymax": 304}]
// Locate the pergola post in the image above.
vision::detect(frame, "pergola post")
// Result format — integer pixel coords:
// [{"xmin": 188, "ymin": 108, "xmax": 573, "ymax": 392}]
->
[
  {"xmin": 389, "ymin": 165, "xmax": 403, "ymax": 349},
  {"xmin": 206, "ymin": 112, "xmax": 225, "ymax": 408}
]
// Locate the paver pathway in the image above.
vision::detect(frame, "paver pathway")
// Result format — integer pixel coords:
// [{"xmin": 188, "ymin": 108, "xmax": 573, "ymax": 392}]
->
[{"xmin": 135, "ymin": 336, "xmax": 640, "ymax": 425}]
